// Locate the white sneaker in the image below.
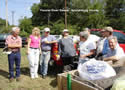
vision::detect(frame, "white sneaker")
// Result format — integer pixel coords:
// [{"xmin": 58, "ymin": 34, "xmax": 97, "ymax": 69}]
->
[
  {"xmin": 35, "ymin": 75, "xmax": 39, "ymax": 78},
  {"xmin": 31, "ymin": 76, "xmax": 35, "ymax": 79}
]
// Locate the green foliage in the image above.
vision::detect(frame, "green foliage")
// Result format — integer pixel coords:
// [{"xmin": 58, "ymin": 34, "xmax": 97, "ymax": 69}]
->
[
  {"xmin": 105, "ymin": 0, "xmax": 125, "ymax": 31},
  {"xmin": 19, "ymin": 17, "xmax": 33, "ymax": 37},
  {"xmin": 30, "ymin": 0, "xmax": 125, "ymax": 34},
  {"xmin": 0, "ymin": 18, "xmax": 11, "ymax": 33}
]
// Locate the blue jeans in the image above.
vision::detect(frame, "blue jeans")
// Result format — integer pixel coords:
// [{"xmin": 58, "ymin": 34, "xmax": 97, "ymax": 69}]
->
[
  {"xmin": 40, "ymin": 51, "xmax": 50, "ymax": 76},
  {"xmin": 8, "ymin": 52, "xmax": 21, "ymax": 78}
]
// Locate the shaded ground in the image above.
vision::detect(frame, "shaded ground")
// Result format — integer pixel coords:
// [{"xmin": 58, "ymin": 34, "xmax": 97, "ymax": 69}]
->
[{"xmin": 0, "ymin": 48, "xmax": 58, "ymax": 90}]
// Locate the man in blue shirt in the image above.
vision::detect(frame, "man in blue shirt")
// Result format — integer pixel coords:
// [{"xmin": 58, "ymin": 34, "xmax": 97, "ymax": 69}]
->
[
  {"xmin": 40, "ymin": 27, "xmax": 57, "ymax": 78},
  {"xmin": 102, "ymin": 26, "xmax": 113, "ymax": 55}
]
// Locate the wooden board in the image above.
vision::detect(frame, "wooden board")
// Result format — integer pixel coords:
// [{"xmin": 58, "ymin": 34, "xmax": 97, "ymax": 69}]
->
[{"xmin": 57, "ymin": 70, "xmax": 103, "ymax": 90}]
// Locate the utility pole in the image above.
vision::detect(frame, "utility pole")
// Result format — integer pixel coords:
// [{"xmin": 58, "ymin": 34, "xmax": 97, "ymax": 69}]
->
[
  {"xmin": 5, "ymin": 0, "xmax": 8, "ymax": 28},
  {"xmin": 12, "ymin": 11, "xmax": 15, "ymax": 25},
  {"xmin": 65, "ymin": 0, "xmax": 67, "ymax": 29},
  {"xmin": 48, "ymin": 12, "xmax": 51, "ymax": 26}
]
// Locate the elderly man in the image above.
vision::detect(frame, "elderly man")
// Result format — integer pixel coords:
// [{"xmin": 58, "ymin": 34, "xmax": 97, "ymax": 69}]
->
[
  {"xmin": 103, "ymin": 36, "xmax": 125, "ymax": 67},
  {"xmin": 5, "ymin": 27, "xmax": 22, "ymax": 82},
  {"xmin": 79, "ymin": 31, "xmax": 96, "ymax": 64},
  {"xmin": 40, "ymin": 27, "xmax": 57, "ymax": 79}
]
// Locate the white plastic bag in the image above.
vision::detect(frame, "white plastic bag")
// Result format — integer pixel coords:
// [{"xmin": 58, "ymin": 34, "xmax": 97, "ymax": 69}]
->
[{"xmin": 78, "ymin": 58, "xmax": 116, "ymax": 80}]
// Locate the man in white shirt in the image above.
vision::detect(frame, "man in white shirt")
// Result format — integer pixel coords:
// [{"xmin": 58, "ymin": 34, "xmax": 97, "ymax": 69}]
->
[
  {"xmin": 79, "ymin": 31, "xmax": 96, "ymax": 64},
  {"xmin": 83, "ymin": 28, "xmax": 100, "ymax": 48},
  {"xmin": 103, "ymin": 36, "xmax": 125, "ymax": 67}
]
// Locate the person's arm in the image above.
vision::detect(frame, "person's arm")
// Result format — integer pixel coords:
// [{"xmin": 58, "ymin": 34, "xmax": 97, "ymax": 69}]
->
[
  {"xmin": 8, "ymin": 37, "xmax": 22, "ymax": 48},
  {"xmin": 39, "ymin": 39, "xmax": 42, "ymax": 54},
  {"xmin": 27, "ymin": 38, "xmax": 31, "ymax": 54},
  {"xmin": 80, "ymin": 49, "xmax": 95, "ymax": 58},
  {"xmin": 45, "ymin": 36, "xmax": 57, "ymax": 44},
  {"xmin": 103, "ymin": 56, "xmax": 118, "ymax": 61}
]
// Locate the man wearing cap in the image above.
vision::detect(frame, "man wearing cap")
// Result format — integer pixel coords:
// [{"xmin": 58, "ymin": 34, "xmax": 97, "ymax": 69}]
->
[
  {"xmin": 5, "ymin": 27, "xmax": 22, "ymax": 82},
  {"xmin": 58, "ymin": 29, "xmax": 76, "ymax": 72},
  {"xmin": 40, "ymin": 27, "xmax": 57, "ymax": 78},
  {"xmin": 102, "ymin": 26, "xmax": 113, "ymax": 55}
]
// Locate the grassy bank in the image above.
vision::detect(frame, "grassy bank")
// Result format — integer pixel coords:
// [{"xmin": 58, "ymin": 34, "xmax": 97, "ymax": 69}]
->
[{"xmin": 0, "ymin": 48, "xmax": 57, "ymax": 90}]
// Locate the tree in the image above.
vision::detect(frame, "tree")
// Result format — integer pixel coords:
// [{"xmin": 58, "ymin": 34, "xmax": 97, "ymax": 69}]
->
[
  {"xmin": 31, "ymin": 0, "xmax": 66, "ymax": 26},
  {"xmin": 19, "ymin": 17, "xmax": 33, "ymax": 37},
  {"xmin": 0, "ymin": 18, "xmax": 10, "ymax": 33},
  {"xmin": 69, "ymin": 0, "xmax": 108, "ymax": 29},
  {"xmin": 105, "ymin": 0, "xmax": 125, "ymax": 31}
]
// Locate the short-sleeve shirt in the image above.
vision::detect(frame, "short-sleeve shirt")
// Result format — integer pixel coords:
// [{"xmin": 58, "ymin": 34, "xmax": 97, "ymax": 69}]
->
[
  {"xmin": 5, "ymin": 35, "xmax": 22, "ymax": 51},
  {"xmin": 88, "ymin": 34, "xmax": 100, "ymax": 48},
  {"xmin": 58, "ymin": 37, "xmax": 76, "ymax": 57},
  {"xmin": 102, "ymin": 39, "xmax": 109, "ymax": 55},
  {"xmin": 29, "ymin": 35, "xmax": 41, "ymax": 48},
  {"xmin": 96, "ymin": 37, "xmax": 106, "ymax": 54},
  {"xmin": 79, "ymin": 40, "xmax": 96, "ymax": 60},
  {"xmin": 41, "ymin": 35, "xmax": 56, "ymax": 51}
]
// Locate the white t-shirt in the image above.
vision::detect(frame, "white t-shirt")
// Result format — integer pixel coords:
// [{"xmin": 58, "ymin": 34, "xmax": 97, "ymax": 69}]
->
[
  {"xmin": 79, "ymin": 40, "xmax": 96, "ymax": 60},
  {"xmin": 88, "ymin": 34, "xmax": 100, "ymax": 48},
  {"xmin": 88, "ymin": 34, "xmax": 100, "ymax": 42},
  {"xmin": 96, "ymin": 37, "xmax": 106, "ymax": 54}
]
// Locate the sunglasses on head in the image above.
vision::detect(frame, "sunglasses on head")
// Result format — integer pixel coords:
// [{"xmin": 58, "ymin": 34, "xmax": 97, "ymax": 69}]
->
[{"xmin": 45, "ymin": 31, "xmax": 50, "ymax": 33}]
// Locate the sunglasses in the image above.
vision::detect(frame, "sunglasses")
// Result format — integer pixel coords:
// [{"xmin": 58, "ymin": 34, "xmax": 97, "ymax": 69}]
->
[{"xmin": 45, "ymin": 32, "xmax": 50, "ymax": 33}]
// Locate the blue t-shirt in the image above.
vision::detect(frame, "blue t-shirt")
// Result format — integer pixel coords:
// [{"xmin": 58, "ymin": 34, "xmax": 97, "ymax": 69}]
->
[
  {"xmin": 41, "ymin": 35, "xmax": 56, "ymax": 51},
  {"xmin": 102, "ymin": 39, "xmax": 109, "ymax": 55}
]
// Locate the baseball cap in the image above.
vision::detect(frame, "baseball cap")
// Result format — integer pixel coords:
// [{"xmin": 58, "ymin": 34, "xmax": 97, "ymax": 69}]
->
[
  {"xmin": 102, "ymin": 27, "xmax": 113, "ymax": 32},
  {"xmin": 44, "ymin": 27, "xmax": 50, "ymax": 32},
  {"xmin": 63, "ymin": 29, "xmax": 69, "ymax": 32}
]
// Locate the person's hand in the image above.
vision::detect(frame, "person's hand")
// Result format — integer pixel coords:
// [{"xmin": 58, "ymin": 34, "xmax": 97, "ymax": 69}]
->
[
  {"xmin": 45, "ymin": 41, "xmax": 50, "ymax": 44},
  {"xmin": 80, "ymin": 55, "xmax": 86, "ymax": 59},
  {"xmin": 39, "ymin": 50, "xmax": 42, "ymax": 55},
  {"xmin": 26, "ymin": 50, "xmax": 29, "ymax": 55}
]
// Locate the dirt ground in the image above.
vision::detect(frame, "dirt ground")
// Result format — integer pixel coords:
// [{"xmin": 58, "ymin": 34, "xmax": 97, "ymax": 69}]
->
[{"xmin": 0, "ymin": 48, "xmax": 58, "ymax": 90}]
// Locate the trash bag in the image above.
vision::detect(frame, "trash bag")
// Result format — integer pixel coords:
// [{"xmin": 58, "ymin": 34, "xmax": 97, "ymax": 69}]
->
[{"xmin": 78, "ymin": 58, "xmax": 116, "ymax": 80}]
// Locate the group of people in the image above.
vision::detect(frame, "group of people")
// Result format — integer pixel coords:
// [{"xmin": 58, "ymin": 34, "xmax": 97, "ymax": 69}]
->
[
  {"xmin": 5, "ymin": 26, "xmax": 125, "ymax": 82},
  {"xmin": 78, "ymin": 27, "xmax": 125, "ymax": 67}
]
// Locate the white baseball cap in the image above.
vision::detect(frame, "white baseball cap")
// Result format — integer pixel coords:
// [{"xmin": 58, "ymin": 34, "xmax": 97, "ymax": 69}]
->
[
  {"xmin": 63, "ymin": 29, "xmax": 69, "ymax": 32},
  {"xmin": 44, "ymin": 27, "xmax": 50, "ymax": 32}
]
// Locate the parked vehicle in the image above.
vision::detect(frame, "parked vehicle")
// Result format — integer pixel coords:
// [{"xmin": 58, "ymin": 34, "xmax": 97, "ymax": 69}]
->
[
  {"xmin": 90, "ymin": 29, "xmax": 125, "ymax": 52},
  {"xmin": 0, "ymin": 34, "xmax": 27, "ymax": 48},
  {"xmin": 0, "ymin": 34, "xmax": 10, "ymax": 48}
]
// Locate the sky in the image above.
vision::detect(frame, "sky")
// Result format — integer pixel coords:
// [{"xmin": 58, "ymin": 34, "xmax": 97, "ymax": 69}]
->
[{"xmin": 0, "ymin": 0, "xmax": 40, "ymax": 26}]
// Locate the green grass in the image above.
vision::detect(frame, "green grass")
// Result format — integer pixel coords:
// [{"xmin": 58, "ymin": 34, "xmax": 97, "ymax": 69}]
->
[{"xmin": 0, "ymin": 48, "xmax": 57, "ymax": 90}]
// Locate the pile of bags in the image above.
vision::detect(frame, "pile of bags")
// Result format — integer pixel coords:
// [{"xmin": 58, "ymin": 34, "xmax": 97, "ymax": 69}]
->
[{"xmin": 78, "ymin": 58, "xmax": 116, "ymax": 80}]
